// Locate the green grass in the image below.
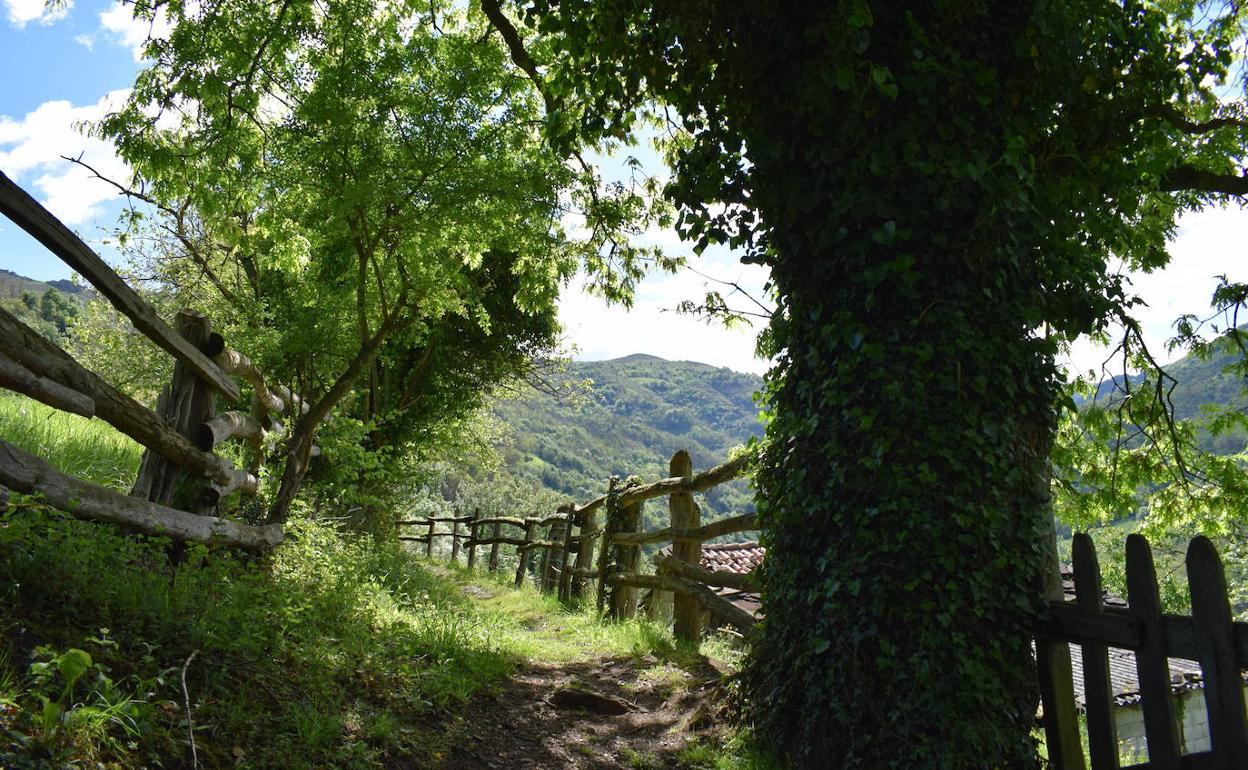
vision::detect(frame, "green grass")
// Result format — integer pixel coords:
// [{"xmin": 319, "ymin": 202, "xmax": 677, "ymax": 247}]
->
[
  {"xmin": 0, "ymin": 509, "xmax": 523, "ymax": 769},
  {"xmin": 0, "ymin": 392, "xmax": 141, "ymax": 490},
  {"xmin": 0, "ymin": 389, "xmax": 771, "ymax": 768}
]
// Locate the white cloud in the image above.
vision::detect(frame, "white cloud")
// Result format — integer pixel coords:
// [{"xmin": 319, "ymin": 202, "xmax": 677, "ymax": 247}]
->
[
  {"xmin": 74, "ymin": 31, "xmax": 93, "ymax": 49},
  {"xmin": 99, "ymin": 2, "xmax": 170, "ymax": 61},
  {"xmin": 0, "ymin": 90, "xmax": 132, "ymax": 225},
  {"xmin": 5, "ymin": 0, "xmax": 71, "ymax": 28},
  {"xmin": 560, "ymin": 246, "xmax": 772, "ymax": 375},
  {"xmin": 1064, "ymin": 204, "xmax": 1248, "ymax": 377}
]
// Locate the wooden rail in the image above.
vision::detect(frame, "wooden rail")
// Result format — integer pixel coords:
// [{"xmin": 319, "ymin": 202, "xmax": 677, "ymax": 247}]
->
[
  {"xmin": 0, "ymin": 174, "xmax": 336, "ymax": 551},
  {"xmin": 1035, "ymin": 533, "xmax": 1248, "ymax": 769},
  {"xmin": 0, "ymin": 171, "xmax": 241, "ymax": 401},
  {"xmin": 397, "ymin": 448, "xmax": 756, "ymax": 640}
]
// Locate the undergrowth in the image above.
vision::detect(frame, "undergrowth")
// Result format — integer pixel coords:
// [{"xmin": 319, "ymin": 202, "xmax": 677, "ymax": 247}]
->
[{"xmin": 0, "ymin": 391, "xmax": 771, "ymax": 768}]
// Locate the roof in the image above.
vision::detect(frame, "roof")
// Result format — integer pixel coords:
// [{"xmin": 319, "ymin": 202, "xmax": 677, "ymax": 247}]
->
[{"xmin": 656, "ymin": 541, "xmax": 764, "ymax": 618}]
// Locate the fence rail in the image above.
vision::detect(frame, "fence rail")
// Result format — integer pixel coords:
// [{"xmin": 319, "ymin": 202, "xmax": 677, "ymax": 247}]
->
[
  {"xmin": 0, "ymin": 171, "xmax": 324, "ymax": 550},
  {"xmin": 398, "ymin": 449, "xmax": 756, "ymax": 641},
  {"xmin": 1036, "ymin": 532, "xmax": 1248, "ymax": 770}
]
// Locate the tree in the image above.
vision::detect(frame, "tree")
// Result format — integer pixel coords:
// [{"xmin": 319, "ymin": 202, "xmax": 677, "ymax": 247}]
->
[
  {"xmin": 94, "ymin": 0, "xmax": 670, "ymax": 524},
  {"xmin": 486, "ymin": 1, "xmax": 1248, "ymax": 766}
]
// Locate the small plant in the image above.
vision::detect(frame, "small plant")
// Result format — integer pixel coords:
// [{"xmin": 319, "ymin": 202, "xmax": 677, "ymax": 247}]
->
[{"xmin": 20, "ymin": 645, "xmax": 143, "ymax": 762}]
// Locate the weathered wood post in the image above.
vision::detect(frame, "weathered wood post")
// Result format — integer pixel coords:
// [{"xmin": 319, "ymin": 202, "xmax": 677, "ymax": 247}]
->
[
  {"xmin": 514, "ymin": 516, "xmax": 538, "ymax": 588},
  {"xmin": 542, "ymin": 516, "xmax": 569, "ymax": 593},
  {"xmin": 570, "ymin": 504, "xmax": 597, "ymax": 599},
  {"xmin": 669, "ymin": 450, "xmax": 702, "ymax": 641},
  {"xmin": 610, "ymin": 498, "xmax": 643, "ymax": 620},
  {"xmin": 131, "ymin": 311, "xmax": 218, "ymax": 512},
  {"xmin": 488, "ymin": 520, "xmax": 502, "ymax": 572},
  {"xmin": 538, "ymin": 518, "xmax": 555, "ymax": 592},
  {"xmin": 1035, "ymin": 525, "xmax": 1085, "ymax": 770},
  {"xmin": 557, "ymin": 505, "xmax": 576, "ymax": 601},
  {"xmin": 1124, "ymin": 534, "xmax": 1182, "ymax": 767},
  {"xmin": 466, "ymin": 508, "xmax": 480, "ymax": 570},
  {"xmin": 425, "ymin": 518, "xmax": 434, "ymax": 557},
  {"xmin": 1186, "ymin": 535, "xmax": 1248, "ymax": 764},
  {"xmin": 450, "ymin": 517, "xmax": 462, "ymax": 565},
  {"xmin": 596, "ymin": 478, "xmax": 619, "ymax": 612}
]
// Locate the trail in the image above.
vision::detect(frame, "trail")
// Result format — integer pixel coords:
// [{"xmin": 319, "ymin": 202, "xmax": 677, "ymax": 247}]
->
[
  {"xmin": 435, "ymin": 580, "xmax": 731, "ymax": 769},
  {"xmin": 439, "ymin": 656, "xmax": 723, "ymax": 769}
]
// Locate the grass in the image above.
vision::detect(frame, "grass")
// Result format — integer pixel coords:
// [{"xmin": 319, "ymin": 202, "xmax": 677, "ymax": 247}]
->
[
  {"xmin": 0, "ymin": 390, "xmax": 773, "ymax": 768},
  {"xmin": 0, "ymin": 392, "xmax": 142, "ymax": 490}
]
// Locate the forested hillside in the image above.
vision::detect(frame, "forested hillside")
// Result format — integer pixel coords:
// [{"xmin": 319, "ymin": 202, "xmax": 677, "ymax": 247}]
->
[
  {"xmin": 492, "ymin": 355, "xmax": 763, "ymax": 526},
  {"xmin": 1085, "ymin": 336, "xmax": 1248, "ymax": 455},
  {"xmin": 0, "ymin": 268, "xmax": 86, "ymax": 339}
]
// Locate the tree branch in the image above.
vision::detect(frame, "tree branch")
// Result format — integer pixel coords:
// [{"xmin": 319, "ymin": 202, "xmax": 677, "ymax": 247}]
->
[{"xmin": 1159, "ymin": 165, "xmax": 1248, "ymax": 195}]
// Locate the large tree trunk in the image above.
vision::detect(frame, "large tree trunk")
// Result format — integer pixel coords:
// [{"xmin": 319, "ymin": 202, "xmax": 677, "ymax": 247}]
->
[{"xmin": 742, "ymin": 4, "xmax": 1060, "ymax": 768}]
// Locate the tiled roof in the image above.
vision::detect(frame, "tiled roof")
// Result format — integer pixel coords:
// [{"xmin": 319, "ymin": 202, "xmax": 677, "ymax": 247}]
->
[{"xmin": 657, "ymin": 541, "xmax": 765, "ymax": 618}]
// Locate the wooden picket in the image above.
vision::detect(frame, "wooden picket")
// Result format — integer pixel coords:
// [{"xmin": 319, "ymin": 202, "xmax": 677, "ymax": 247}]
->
[{"xmin": 1034, "ymin": 534, "xmax": 1248, "ymax": 770}]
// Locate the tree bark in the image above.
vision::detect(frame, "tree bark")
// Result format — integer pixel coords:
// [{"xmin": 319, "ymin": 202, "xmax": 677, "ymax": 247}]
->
[{"xmin": 266, "ymin": 312, "xmax": 403, "ymax": 523}]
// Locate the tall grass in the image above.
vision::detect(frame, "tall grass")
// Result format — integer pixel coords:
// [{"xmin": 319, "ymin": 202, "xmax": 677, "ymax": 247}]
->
[
  {"xmin": 0, "ymin": 392, "xmax": 141, "ymax": 490},
  {"xmin": 0, "ymin": 510, "xmax": 521, "ymax": 769}
]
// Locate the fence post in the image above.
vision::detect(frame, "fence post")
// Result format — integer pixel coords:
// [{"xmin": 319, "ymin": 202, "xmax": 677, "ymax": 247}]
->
[
  {"xmin": 609, "ymin": 499, "xmax": 642, "ymax": 620},
  {"xmin": 466, "ymin": 508, "xmax": 480, "ymax": 570},
  {"xmin": 1036, "ymin": 524, "xmax": 1085, "ymax": 770},
  {"xmin": 1186, "ymin": 535, "xmax": 1248, "ymax": 765},
  {"xmin": 596, "ymin": 478, "xmax": 619, "ymax": 612},
  {"xmin": 425, "ymin": 518, "xmax": 434, "ymax": 557},
  {"xmin": 450, "ymin": 517, "xmax": 462, "ymax": 565},
  {"xmin": 489, "ymin": 519, "xmax": 502, "ymax": 572},
  {"xmin": 669, "ymin": 450, "xmax": 702, "ymax": 642},
  {"xmin": 1124, "ymin": 534, "xmax": 1181, "ymax": 769},
  {"xmin": 131, "ymin": 311, "xmax": 216, "ymax": 513},
  {"xmin": 557, "ymin": 506, "xmax": 576, "ymax": 601},
  {"xmin": 1071, "ymin": 534, "xmax": 1117, "ymax": 770},
  {"xmin": 538, "ymin": 518, "xmax": 555, "ymax": 592},
  {"xmin": 514, "ymin": 516, "xmax": 538, "ymax": 588},
  {"xmin": 570, "ymin": 504, "xmax": 596, "ymax": 599}
]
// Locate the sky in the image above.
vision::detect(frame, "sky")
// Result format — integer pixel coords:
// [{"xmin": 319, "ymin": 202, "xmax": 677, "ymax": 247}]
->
[{"xmin": 1, "ymin": 1, "xmax": 1245, "ymax": 379}]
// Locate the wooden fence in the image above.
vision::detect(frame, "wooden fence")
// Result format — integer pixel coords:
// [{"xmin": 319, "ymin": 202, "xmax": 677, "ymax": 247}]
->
[
  {"xmin": 0, "ymin": 171, "xmax": 311, "ymax": 550},
  {"xmin": 399, "ymin": 449, "xmax": 757, "ymax": 641},
  {"xmin": 1036, "ymin": 532, "xmax": 1248, "ymax": 769}
]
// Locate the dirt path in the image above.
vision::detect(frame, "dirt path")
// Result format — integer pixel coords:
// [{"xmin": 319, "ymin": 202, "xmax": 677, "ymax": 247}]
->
[{"xmin": 438, "ymin": 654, "xmax": 725, "ymax": 770}]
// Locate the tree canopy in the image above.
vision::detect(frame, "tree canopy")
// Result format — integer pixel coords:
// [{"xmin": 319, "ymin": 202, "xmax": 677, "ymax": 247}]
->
[{"xmin": 89, "ymin": 0, "xmax": 672, "ymax": 523}]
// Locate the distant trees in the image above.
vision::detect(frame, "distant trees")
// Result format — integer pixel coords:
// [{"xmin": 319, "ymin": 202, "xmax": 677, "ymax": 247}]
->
[{"xmin": 3, "ymin": 288, "xmax": 79, "ymax": 341}]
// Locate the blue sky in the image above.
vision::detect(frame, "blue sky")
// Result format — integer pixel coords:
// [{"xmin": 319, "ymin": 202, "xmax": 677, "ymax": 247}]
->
[{"xmin": 2, "ymin": 1, "xmax": 1245, "ymax": 378}]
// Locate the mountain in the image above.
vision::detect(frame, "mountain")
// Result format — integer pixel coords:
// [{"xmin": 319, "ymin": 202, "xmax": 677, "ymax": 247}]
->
[
  {"xmin": 1085, "ymin": 337, "xmax": 1248, "ymax": 455},
  {"xmin": 0, "ymin": 268, "xmax": 88, "ymax": 300},
  {"xmin": 492, "ymin": 356, "xmax": 764, "ymax": 531}
]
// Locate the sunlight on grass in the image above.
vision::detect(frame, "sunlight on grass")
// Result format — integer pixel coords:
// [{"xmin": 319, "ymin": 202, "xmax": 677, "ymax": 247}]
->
[{"xmin": 0, "ymin": 392, "xmax": 141, "ymax": 490}]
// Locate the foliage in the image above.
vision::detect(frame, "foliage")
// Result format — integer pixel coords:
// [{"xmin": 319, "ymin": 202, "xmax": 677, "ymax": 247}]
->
[
  {"xmin": 1053, "ymin": 332, "xmax": 1248, "ymax": 539},
  {"xmin": 90, "ymin": 0, "xmax": 673, "ymax": 524},
  {"xmin": 489, "ymin": 355, "xmax": 761, "ymax": 530},
  {"xmin": 0, "ymin": 272, "xmax": 82, "ymax": 342},
  {"xmin": 492, "ymin": 0, "xmax": 1248, "ymax": 766}
]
